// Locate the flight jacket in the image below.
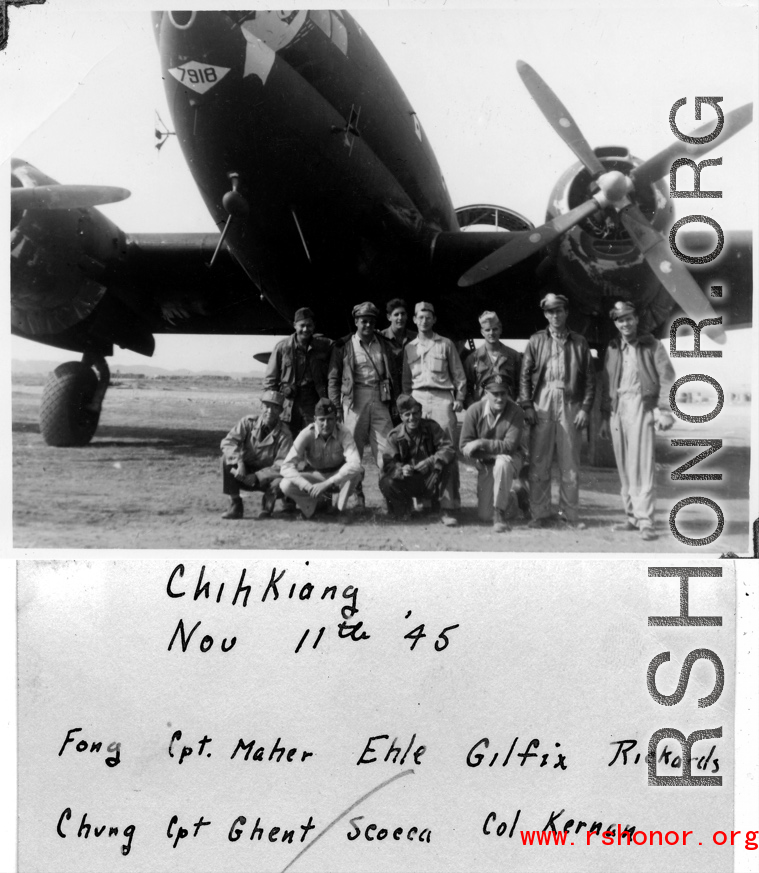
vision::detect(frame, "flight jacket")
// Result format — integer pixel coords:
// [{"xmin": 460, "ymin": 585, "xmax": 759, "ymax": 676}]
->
[
  {"xmin": 459, "ymin": 397, "xmax": 525, "ymax": 459},
  {"xmin": 601, "ymin": 334, "xmax": 676, "ymax": 419},
  {"xmin": 382, "ymin": 418, "xmax": 456, "ymax": 479},
  {"xmin": 263, "ymin": 334, "xmax": 332, "ymax": 399},
  {"xmin": 328, "ymin": 332, "xmax": 399, "ymax": 411},
  {"xmin": 518, "ymin": 328, "xmax": 595, "ymax": 412},
  {"xmin": 464, "ymin": 342, "xmax": 522, "ymax": 406},
  {"xmin": 220, "ymin": 415, "xmax": 293, "ymax": 471}
]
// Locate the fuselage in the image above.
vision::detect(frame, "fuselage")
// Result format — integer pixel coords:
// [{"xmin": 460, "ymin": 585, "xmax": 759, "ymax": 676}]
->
[
  {"xmin": 154, "ymin": 10, "xmax": 463, "ymax": 335},
  {"xmin": 152, "ymin": 10, "xmax": 751, "ymax": 346}
]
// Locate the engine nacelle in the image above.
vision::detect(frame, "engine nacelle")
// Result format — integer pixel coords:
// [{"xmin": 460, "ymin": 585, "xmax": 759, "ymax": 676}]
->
[
  {"xmin": 547, "ymin": 146, "xmax": 675, "ymax": 341},
  {"xmin": 10, "ymin": 159, "xmax": 128, "ymax": 340}
]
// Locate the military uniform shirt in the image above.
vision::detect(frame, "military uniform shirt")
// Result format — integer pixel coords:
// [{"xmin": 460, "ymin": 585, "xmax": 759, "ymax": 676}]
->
[
  {"xmin": 281, "ymin": 422, "xmax": 362, "ymax": 485},
  {"xmin": 351, "ymin": 333, "xmax": 385, "ymax": 388}
]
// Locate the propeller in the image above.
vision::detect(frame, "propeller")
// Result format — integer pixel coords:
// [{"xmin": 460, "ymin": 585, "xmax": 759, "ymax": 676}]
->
[
  {"xmin": 11, "ymin": 184, "xmax": 131, "ymax": 210},
  {"xmin": 458, "ymin": 62, "xmax": 754, "ymax": 341},
  {"xmin": 631, "ymin": 101, "xmax": 753, "ymax": 191}
]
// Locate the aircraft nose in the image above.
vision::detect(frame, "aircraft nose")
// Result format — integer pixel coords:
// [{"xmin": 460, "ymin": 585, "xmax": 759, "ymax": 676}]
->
[{"xmin": 155, "ymin": 11, "xmax": 245, "ymax": 100}]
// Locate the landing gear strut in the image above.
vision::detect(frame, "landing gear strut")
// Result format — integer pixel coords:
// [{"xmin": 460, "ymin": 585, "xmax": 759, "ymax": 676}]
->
[{"xmin": 39, "ymin": 352, "xmax": 110, "ymax": 447}]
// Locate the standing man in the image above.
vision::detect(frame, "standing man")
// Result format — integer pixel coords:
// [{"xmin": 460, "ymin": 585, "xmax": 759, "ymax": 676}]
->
[
  {"xmin": 463, "ymin": 310, "xmax": 521, "ymax": 406},
  {"xmin": 328, "ymin": 301, "xmax": 397, "ymax": 509},
  {"xmin": 264, "ymin": 307, "xmax": 332, "ymax": 436},
  {"xmin": 381, "ymin": 298, "xmax": 417, "ymax": 424},
  {"xmin": 464, "ymin": 309, "xmax": 530, "ymax": 516},
  {"xmin": 379, "ymin": 394, "xmax": 457, "ymax": 521},
  {"xmin": 280, "ymin": 398, "xmax": 363, "ymax": 519},
  {"xmin": 599, "ymin": 301, "xmax": 675, "ymax": 541},
  {"xmin": 460, "ymin": 374, "xmax": 525, "ymax": 533},
  {"xmin": 519, "ymin": 292, "xmax": 595, "ymax": 529},
  {"xmin": 402, "ymin": 301, "xmax": 466, "ymax": 526},
  {"xmin": 219, "ymin": 390, "xmax": 293, "ymax": 520}
]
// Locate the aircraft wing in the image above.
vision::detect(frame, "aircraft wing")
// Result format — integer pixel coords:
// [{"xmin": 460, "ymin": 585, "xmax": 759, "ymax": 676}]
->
[{"xmin": 11, "ymin": 217, "xmax": 290, "ymax": 359}]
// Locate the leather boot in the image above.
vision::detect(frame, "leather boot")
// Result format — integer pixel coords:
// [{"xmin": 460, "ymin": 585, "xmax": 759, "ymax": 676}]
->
[{"xmin": 221, "ymin": 497, "xmax": 244, "ymax": 520}]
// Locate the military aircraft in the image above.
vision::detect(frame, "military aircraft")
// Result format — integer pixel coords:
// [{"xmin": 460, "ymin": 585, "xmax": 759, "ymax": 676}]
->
[{"xmin": 10, "ymin": 9, "xmax": 753, "ymax": 460}]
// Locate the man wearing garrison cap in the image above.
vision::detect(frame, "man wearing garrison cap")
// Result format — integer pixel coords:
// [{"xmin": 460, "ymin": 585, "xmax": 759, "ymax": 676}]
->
[
  {"xmin": 379, "ymin": 394, "xmax": 457, "ymax": 522},
  {"xmin": 219, "ymin": 390, "xmax": 293, "ymax": 520},
  {"xmin": 264, "ymin": 306, "xmax": 333, "ymax": 435},
  {"xmin": 328, "ymin": 301, "xmax": 399, "ymax": 510},
  {"xmin": 518, "ymin": 291, "xmax": 595, "ymax": 529},
  {"xmin": 460, "ymin": 374, "xmax": 526, "ymax": 532},
  {"xmin": 599, "ymin": 301, "xmax": 675, "ymax": 541},
  {"xmin": 402, "ymin": 301, "xmax": 467, "ymax": 526},
  {"xmin": 280, "ymin": 398, "xmax": 363, "ymax": 519}
]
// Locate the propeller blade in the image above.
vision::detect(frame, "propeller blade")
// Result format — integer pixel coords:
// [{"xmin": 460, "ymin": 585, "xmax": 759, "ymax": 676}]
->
[
  {"xmin": 517, "ymin": 60, "xmax": 605, "ymax": 178},
  {"xmin": 619, "ymin": 204, "xmax": 725, "ymax": 342},
  {"xmin": 458, "ymin": 199, "xmax": 601, "ymax": 287},
  {"xmin": 11, "ymin": 184, "xmax": 131, "ymax": 210},
  {"xmin": 631, "ymin": 102, "xmax": 753, "ymax": 191}
]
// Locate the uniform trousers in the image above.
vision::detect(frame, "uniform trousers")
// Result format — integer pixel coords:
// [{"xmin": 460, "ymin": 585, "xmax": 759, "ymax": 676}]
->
[
  {"xmin": 280, "ymin": 468, "xmax": 362, "ymax": 518},
  {"xmin": 221, "ymin": 459, "xmax": 281, "ymax": 497},
  {"xmin": 529, "ymin": 387, "xmax": 582, "ymax": 522},
  {"xmin": 476, "ymin": 455, "xmax": 522, "ymax": 522},
  {"xmin": 411, "ymin": 387, "xmax": 460, "ymax": 510},
  {"xmin": 287, "ymin": 383, "xmax": 320, "ymax": 437},
  {"xmin": 343, "ymin": 385, "xmax": 393, "ymax": 470},
  {"xmin": 379, "ymin": 466, "xmax": 452, "ymax": 516},
  {"xmin": 610, "ymin": 392, "xmax": 656, "ymax": 531}
]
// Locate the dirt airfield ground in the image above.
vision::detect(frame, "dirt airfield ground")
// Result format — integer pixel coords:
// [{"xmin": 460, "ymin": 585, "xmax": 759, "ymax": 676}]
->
[{"xmin": 11, "ymin": 373, "xmax": 752, "ymax": 553}]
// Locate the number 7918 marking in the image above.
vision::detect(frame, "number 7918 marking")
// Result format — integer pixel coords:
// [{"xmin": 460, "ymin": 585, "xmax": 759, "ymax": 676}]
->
[{"xmin": 168, "ymin": 61, "xmax": 230, "ymax": 95}]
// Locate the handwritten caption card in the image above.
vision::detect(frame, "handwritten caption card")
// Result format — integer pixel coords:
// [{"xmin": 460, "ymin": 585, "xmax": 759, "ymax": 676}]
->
[{"xmin": 18, "ymin": 558, "xmax": 735, "ymax": 872}]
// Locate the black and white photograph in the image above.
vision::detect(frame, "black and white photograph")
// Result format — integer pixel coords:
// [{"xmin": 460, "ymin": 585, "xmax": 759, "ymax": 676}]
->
[{"xmin": 5, "ymin": 3, "xmax": 756, "ymax": 553}]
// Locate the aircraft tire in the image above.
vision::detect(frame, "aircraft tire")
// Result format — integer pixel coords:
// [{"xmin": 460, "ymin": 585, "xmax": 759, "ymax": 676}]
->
[{"xmin": 39, "ymin": 362, "xmax": 101, "ymax": 447}]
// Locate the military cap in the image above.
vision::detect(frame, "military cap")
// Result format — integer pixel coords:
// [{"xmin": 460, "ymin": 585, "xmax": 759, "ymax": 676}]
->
[
  {"xmin": 293, "ymin": 307, "xmax": 315, "ymax": 323},
  {"xmin": 314, "ymin": 398, "xmax": 337, "ymax": 417},
  {"xmin": 482, "ymin": 374, "xmax": 509, "ymax": 394},
  {"xmin": 396, "ymin": 394, "xmax": 422, "ymax": 413},
  {"xmin": 609, "ymin": 300, "xmax": 637, "ymax": 320},
  {"xmin": 540, "ymin": 292, "xmax": 570, "ymax": 311},
  {"xmin": 478, "ymin": 310, "xmax": 501, "ymax": 326},
  {"xmin": 261, "ymin": 389, "xmax": 285, "ymax": 408},
  {"xmin": 352, "ymin": 301, "xmax": 380, "ymax": 319}
]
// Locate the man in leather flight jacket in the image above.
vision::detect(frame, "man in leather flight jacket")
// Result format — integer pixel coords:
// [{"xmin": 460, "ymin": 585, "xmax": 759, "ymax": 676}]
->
[
  {"xmin": 264, "ymin": 307, "xmax": 333, "ymax": 436},
  {"xmin": 519, "ymin": 292, "xmax": 595, "ymax": 528},
  {"xmin": 328, "ymin": 301, "xmax": 399, "ymax": 508}
]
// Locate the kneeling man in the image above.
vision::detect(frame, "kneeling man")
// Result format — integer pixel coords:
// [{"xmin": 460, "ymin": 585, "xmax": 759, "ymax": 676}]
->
[
  {"xmin": 280, "ymin": 398, "xmax": 363, "ymax": 519},
  {"xmin": 379, "ymin": 394, "xmax": 457, "ymax": 522},
  {"xmin": 460, "ymin": 374, "xmax": 525, "ymax": 532},
  {"xmin": 220, "ymin": 390, "xmax": 293, "ymax": 520}
]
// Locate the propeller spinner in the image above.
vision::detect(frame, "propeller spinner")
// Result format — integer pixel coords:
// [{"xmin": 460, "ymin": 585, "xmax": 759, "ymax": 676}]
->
[{"xmin": 459, "ymin": 61, "xmax": 754, "ymax": 342}]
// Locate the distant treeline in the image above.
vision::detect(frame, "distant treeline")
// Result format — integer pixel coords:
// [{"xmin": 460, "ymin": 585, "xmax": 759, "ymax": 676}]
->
[{"xmin": 112, "ymin": 373, "xmax": 262, "ymax": 382}]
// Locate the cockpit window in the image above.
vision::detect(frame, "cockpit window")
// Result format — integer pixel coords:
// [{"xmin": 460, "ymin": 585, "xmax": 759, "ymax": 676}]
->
[
  {"xmin": 330, "ymin": 12, "xmax": 347, "ymax": 55},
  {"xmin": 309, "ymin": 10, "xmax": 331, "ymax": 38}
]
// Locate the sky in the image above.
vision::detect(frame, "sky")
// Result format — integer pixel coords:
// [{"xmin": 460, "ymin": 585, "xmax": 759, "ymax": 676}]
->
[{"xmin": 2, "ymin": 0, "xmax": 757, "ymax": 373}]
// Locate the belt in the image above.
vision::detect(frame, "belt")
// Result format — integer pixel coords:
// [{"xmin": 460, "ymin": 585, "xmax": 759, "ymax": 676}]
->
[
  {"xmin": 413, "ymin": 386, "xmax": 453, "ymax": 394},
  {"xmin": 545, "ymin": 380, "xmax": 565, "ymax": 390}
]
